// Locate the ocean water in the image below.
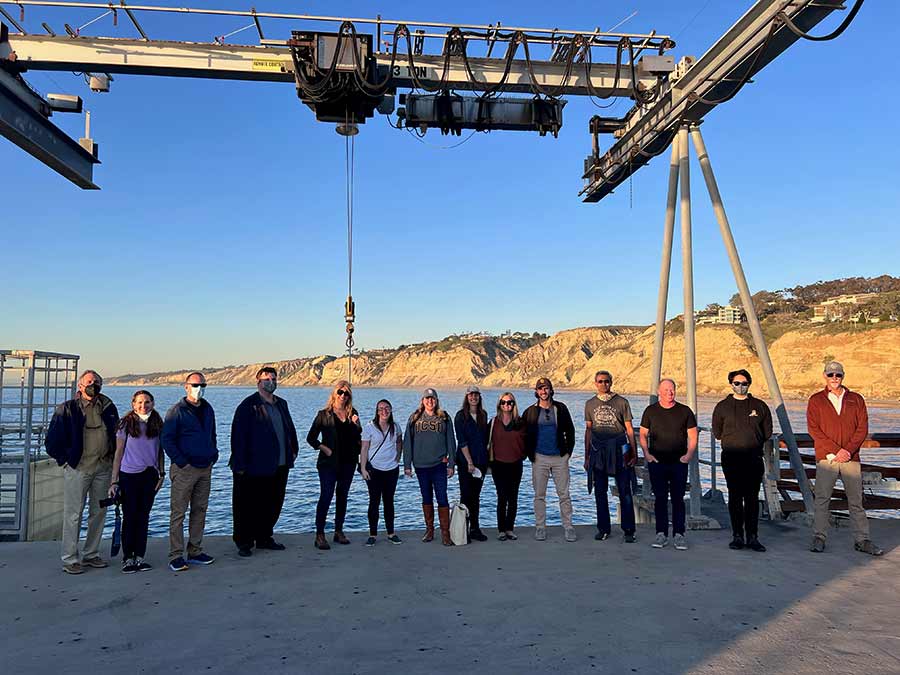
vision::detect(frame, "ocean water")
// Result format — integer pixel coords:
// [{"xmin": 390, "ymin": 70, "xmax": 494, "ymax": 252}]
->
[{"xmin": 7, "ymin": 385, "xmax": 900, "ymax": 537}]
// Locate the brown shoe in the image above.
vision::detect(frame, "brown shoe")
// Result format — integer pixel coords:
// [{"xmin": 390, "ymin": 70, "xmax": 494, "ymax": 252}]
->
[
  {"xmin": 333, "ymin": 531, "xmax": 350, "ymax": 545},
  {"xmin": 438, "ymin": 506, "xmax": 453, "ymax": 547},
  {"xmin": 82, "ymin": 557, "xmax": 109, "ymax": 568},
  {"xmin": 62, "ymin": 562, "xmax": 83, "ymax": 575},
  {"xmin": 314, "ymin": 533, "xmax": 331, "ymax": 550},
  {"xmin": 422, "ymin": 504, "xmax": 435, "ymax": 543}
]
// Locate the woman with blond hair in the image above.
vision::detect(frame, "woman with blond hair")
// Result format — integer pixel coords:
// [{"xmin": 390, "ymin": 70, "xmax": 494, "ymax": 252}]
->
[
  {"xmin": 403, "ymin": 388, "xmax": 456, "ymax": 546},
  {"xmin": 489, "ymin": 392, "xmax": 527, "ymax": 541},
  {"xmin": 306, "ymin": 380, "xmax": 361, "ymax": 550}
]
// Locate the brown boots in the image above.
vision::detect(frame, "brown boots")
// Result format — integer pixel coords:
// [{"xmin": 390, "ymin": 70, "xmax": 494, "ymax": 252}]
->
[
  {"xmin": 421, "ymin": 504, "xmax": 435, "ymax": 542},
  {"xmin": 438, "ymin": 506, "xmax": 453, "ymax": 546}
]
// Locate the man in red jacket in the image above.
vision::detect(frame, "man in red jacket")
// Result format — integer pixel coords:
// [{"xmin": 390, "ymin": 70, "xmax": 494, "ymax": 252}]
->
[{"xmin": 807, "ymin": 361, "xmax": 882, "ymax": 555}]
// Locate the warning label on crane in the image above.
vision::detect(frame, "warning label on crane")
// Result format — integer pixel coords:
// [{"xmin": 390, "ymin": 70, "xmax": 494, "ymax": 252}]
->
[{"xmin": 252, "ymin": 59, "xmax": 285, "ymax": 72}]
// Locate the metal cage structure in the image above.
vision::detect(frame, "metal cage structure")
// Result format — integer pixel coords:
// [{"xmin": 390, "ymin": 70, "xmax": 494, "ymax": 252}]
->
[{"xmin": 0, "ymin": 350, "xmax": 79, "ymax": 540}]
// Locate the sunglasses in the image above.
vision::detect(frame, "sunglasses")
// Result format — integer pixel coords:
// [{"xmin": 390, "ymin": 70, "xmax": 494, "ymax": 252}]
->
[
  {"xmin": 731, "ymin": 381, "xmax": 749, "ymax": 386},
  {"xmin": 499, "ymin": 400, "xmax": 514, "ymax": 406},
  {"xmin": 188, "ymin": 383, "xmax": 208, "ymax": 388},
  {"xmin": 336, "ymin": 389, "xmax": 350, "ymax": 396},
  {"xmin": 596, "ymin": 379, "xmax": 611, "ymax": 384},
  {"xmin": 826, "ymin": 373, "xmax": 844, "ymax": 378}
]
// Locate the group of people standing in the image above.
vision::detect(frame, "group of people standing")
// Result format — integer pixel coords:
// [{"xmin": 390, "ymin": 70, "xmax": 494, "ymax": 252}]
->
[{"xmin": 45, "ymin": 358, "xmax": 883, "ymax": 575}]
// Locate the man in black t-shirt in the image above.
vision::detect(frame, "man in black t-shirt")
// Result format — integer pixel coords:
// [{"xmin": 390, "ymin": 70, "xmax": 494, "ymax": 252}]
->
[
  {"xmin": 639, "ymin": 379, "xmax": 698, "ymax": 551},
  {"xmin": 712, "ymin": 369, "xmax": 772, "ymax": 553}
]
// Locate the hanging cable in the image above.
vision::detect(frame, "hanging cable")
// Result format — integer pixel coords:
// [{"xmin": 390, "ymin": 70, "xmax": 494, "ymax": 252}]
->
[
  {"xmin": 778, "ymin": 0, "xmax": 865, "ymax": 42},
  {"xmin": 343, "ymin": 109, "xmax": 356, "ymax": 384}
]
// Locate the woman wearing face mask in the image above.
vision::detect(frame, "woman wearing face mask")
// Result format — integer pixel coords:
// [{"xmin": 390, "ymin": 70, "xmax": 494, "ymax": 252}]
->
[
  {"xmin": 306, "ymin": 380, "xmax": 361, "ymax": 550},
  {"xmin": 109, "ymin": 390, "xmax": 165, "ymax": 573},
  {"xmin": 360, "ymin": 399, "xmax": 403, "ymax": 546},
  {"xmin": 711, "ymin": 369, "xmax": 773, "ymax": 552},
  {"xmin": 403, "ymin": 388, "xmax": 456, "ymax": 546},
  {"xmin": 489, "ymin": 393, "xmax": 527, "ymax": 541}
]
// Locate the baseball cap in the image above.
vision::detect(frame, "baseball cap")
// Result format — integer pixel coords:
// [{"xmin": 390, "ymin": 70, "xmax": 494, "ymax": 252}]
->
[
  {"xmin": 534, "ymin": 377, "xmax": 552, "ymax": 390},
  {"xmin": 422, "ymin": 388, "xmax": 438, "ymax": 399},
  {"xmin": 823, "ymin": 361, "xmax": 844, "ymax": 376},
  {"xmin": 466, "ymin": 385, "xmax": 481, "ymax": 394}
]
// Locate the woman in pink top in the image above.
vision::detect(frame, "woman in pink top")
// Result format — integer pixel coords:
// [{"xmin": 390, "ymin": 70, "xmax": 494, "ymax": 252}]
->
[{"xmin": 109, "ymin": 390, "xmax": 165, "ymax": 573}]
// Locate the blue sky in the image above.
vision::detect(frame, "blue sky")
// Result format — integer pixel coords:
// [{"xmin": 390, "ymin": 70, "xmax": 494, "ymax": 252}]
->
[{"xmin": 2, "ymin": 1, "xmax": 898, "ymax": 376}]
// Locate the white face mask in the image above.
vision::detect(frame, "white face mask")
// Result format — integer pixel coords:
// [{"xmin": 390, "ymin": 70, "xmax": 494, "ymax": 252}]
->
[
  {"xmin": 137, "ymin": 412, "xmax": 151, "ymax": 422},
  {"xmin": 189, "ymin": 385, "xmax": 205, "ymax": 400}
]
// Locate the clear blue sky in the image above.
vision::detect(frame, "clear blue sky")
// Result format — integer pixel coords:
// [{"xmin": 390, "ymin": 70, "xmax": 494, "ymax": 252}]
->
[{"xmin": 3, "ymin": 1, "xmax": 898, "ymax": 376}]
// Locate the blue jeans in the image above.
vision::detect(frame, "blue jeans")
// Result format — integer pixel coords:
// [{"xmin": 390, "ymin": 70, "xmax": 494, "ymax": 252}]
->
[
  {"xmin": 416, "ymin": 463, "xmax": 449, "ymax": 507},
  {"xmin": 593, "ymin": 463, "xmax": 635, "ymax": 536},
  {"xmin": 647, "ymin": 461, "xmax": 689, "ymax": 536}
]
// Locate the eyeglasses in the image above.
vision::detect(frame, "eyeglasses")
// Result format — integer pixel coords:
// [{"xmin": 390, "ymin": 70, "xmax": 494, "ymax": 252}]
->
[
  {"xmin": 499, "ymin": 400, "xmax": 514, "ymax": 406},
  {"xmin": 188, "ymin": 383, "xmax": 208, "ymax": 388},
  {"xmin": 377, "ymin": 406, "xmax": 392, "ymax": 412},
  {"xmin": 731, "ymin": 381, "xmax": 749, "ymax": 386},
  {"xmin": 825, "ymin": 373, "xmax": 844, "ymax": 378},
  {"xmin": 596, "ymin": 379, "xmax": 611, "ymax": 384},
  {"xmin": 336, "ymin": 389, "xmax": 350, "ymax": 396}
]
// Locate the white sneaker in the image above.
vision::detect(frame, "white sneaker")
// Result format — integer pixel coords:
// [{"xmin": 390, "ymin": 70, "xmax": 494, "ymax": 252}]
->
[
  {"xmin": 564, "ymin": 527, "xmax": 577, "ymax": 543},
  {"xmin": 534, "ymin": 526, "xmax": 546, "ymax": 541},
  {"xmin": 652, "ymin": 533, "xmax": 668, "ymax": 548},
  {"xmin": 505, "ymin": 530, "xmax": 518, "ymax": 541},
  {"xmin": 674, "ymin": 534, "xmax": 688, "ymax": 550}
]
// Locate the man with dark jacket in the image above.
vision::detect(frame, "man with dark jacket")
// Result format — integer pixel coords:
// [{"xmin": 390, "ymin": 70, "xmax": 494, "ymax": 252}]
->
[
  {"xmin": 230, "ymin": 367, "xmax": 299, "ymax": 557},
  {"xmin": 522, "ymin": 377, "xmax": 577, "ymax": 542},
  {"xmin": 807, "ymin": 361, "xmax": 882, "ymax": 556},
  {"xmin": 712, "ymin": 369, "xmax": 772, "ymax": 552},
  {"xmin": 161, "ymin": 371, "xmax": 219, "ymax": 571},
  {"xmin": 46, "ymin": 370, "xmax": 119, "ymax": 575}
]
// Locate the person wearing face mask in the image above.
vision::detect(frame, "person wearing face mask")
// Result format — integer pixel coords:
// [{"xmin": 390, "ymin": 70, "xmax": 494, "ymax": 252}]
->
[
  {"xmin": 229, "ymin": 367, "xmax": 299, "ymax": 557},
  {"xmin": 161, "ymin": 371, "xmax": 219, "ymax": 572},
  {"xmin": 109, "ymin": 390, "xmax": 166, "ymax": 573},
  {"xmin": 712, "ymin": 369, "xmax": 772, "ymax": 552},
  {"xmin": 807, "ymin": 361, "xmax": 883, "ymax": 556},
  {"xmin": 46, "ymin": 370, "xmax": 119, "ymax": 575}
]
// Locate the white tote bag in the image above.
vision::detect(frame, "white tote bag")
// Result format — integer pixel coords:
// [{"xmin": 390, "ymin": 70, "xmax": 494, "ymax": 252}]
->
[{"xmin": 449, "ymin": 502, "xmax": 469, "ymax": 546}]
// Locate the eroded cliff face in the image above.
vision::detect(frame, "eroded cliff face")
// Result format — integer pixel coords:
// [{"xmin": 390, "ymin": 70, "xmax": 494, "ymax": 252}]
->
[{"xmin": 108, "ymin": 326, "xmax": 900, "ymax": 400}]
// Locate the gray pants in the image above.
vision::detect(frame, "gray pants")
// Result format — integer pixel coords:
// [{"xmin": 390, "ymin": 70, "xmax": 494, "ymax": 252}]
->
[
  {"xmin": 814, "ymin": 460, "xmax": 870, "ymax": 543},
  {"xmin": 61, "ymin": 463, "xmax": 112, "ymax": 564},
  {"xmin": 532, "ymin": 453, "xmax": 573, "ymax": 529},
  {"xmin": 168, "ymin": 463, "xmax": 212, "ymax": 561}
]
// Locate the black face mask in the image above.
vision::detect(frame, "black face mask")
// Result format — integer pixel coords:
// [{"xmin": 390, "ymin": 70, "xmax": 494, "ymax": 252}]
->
[{"xmin": 84, "ymin": 383, "xmax": 101, "ymax": 397}]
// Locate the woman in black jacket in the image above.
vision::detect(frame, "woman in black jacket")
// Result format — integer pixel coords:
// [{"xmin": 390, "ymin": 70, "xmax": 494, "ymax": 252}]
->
[
  {"xmin": 306, "ymin": 380, "xmax": 361, "ymax": 550},
  {"xmin": 454, "ymin": 386, "xmax": 490, "ymax": 542}
]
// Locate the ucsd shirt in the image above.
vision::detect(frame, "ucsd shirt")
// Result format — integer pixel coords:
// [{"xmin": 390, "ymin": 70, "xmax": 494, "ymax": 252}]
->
[{"xmin": 403, "ymin": 412, "xmax": 456, "ymax": 470}]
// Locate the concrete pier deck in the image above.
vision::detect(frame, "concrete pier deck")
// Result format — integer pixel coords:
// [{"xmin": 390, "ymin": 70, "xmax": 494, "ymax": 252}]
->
[{"xmin": 2, "ymin": 520, "xmax": 899, "ymax": 674}]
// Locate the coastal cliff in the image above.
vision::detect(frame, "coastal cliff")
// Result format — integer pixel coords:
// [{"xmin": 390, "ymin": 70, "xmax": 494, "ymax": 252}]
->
[{"xmin": 108, "ymin": 325, "xmax": 900, "ymax": 399}]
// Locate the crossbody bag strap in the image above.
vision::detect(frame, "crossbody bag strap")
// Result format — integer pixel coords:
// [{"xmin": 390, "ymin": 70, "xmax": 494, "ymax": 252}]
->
[{"xmin": 369, "ymin": 425, "xmax": 392, "ymax": 463}]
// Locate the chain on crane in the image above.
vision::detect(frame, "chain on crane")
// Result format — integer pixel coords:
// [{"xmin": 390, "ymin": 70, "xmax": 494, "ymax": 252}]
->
[{"xmin": 339, "ymin": 110, "xmax": 358, "ymax": 384}]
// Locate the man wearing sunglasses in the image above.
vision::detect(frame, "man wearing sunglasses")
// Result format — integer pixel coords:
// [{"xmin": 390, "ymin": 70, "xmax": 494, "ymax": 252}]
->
[
  {"xmin": 584, "ymin": 371, "xmax": 637, "ymax": 543},
  {"xmin": 711, "ymin": 369, "xmax": 772, "ymax": 552},
  {"xmin": 162, "ymin": 371, "xmax": 219, "ymax": 571},
  {"xmin": 807, "ymin": 361, "xmax": 882, "ymax": 556}
]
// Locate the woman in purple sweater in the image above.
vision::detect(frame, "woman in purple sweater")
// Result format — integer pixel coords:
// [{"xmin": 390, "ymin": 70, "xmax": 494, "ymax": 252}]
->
[{"xmin": 109, "ymin": 390, "xmax": 166, "ymax": 573}]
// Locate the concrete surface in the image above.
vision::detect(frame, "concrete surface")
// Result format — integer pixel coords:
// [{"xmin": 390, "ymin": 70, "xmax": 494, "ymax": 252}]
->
[{"xmin": 2, "ymin": 520, "xmax": 899, "ymax": 674}]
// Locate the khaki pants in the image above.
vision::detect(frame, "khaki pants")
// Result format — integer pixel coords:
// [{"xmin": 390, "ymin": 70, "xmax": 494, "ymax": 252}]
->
[
  {"xmin": 61, "ymin": 462, "xmax": 112, "ymax": 565},
  {"xmin": 532, "ymin": 453, "xmax": 573, "ymax": 529},
  {"xmin": 169, "ymin": 463, "xmax": 212, "ymax": 561},
  {"xmin": 814, "ymin": 460, "xmax": 870, "ymax": 543}
]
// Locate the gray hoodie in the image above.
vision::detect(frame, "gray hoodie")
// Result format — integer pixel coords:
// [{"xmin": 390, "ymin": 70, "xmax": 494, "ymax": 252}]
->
[{"xmin": 403, "ymin": 412, "xmax": 456, "ymax": 470}]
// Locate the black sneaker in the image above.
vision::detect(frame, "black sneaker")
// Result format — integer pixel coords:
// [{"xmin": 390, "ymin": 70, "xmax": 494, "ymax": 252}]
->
[
  {"xmin": 365, "ymin": 536, "xmax": 377, "ymax": 547},
  {"xmin": 747, "ymin": 537, "xmax": 766, "ymax": 553},
  {"xmin": 469, "ymin": 530, "xmax": 488, "ymax": 542},
  {"xmin": 168, "ymin": 557, "xmax": 189, "ymax": 572},
  {"xmin": 729, "ymin": 536, "xmax": 745, "ymax": 550},
  {"xmin": 121, "ymin": 558, "xmax": 138, "ymax": 574},
  {"xmin": 187, "ymin": 553, "xmax": 215, "ymax": 565},
  {"xmin": 623, "ymin": 533, "xmax": 636, "ymax": 543},
  {"xmin": 387, "ymin": 534, "xmax": 402, "ymax": 545},
  {"xmin": 135, "ymin": 558, "xmax": 152, "ymax": 572},
  {"xmin": 256, "ymin": 539, "xmax": 286, "ymax": 551},
  {"xmin": 594, "ymin": 531, "xmax": 610, "ymax": 541},
  {"xmin": 238, "ymin": 548, "xmax": 253, "ymax": 557}
]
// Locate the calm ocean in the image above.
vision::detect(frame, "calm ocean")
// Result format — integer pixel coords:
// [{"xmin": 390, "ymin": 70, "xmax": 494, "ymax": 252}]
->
[{"xmin": 27, "ymin": 386, "xmax": 900, "ymax": 536}]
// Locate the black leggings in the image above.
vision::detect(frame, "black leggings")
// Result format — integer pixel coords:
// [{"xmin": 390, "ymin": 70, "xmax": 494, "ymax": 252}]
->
[
  {"xmin": 491, "ymin": 460, "xmax": 523, "ymax": 533},
  {"xmin": 721, "ymin": 452, "xmax": 764, "ymax": 538},
  {"xmin": 458, "ymin": 461, "xmax": 487, "ymax": 531},
  {"xmin": 366, "ymin": 466, "xmax": 399, "ymax": 535},
  {"xmin": 119, "ymin": 467, "xmax": 159, "ymax": 559},
  {"xmin": 316, "ymin": 462, "xmax": 355, "ymax": 534}
]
